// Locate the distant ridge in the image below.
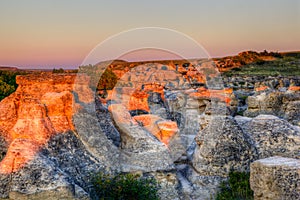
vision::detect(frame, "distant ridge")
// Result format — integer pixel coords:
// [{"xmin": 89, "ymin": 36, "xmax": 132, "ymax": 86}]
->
[{"xmin": 0, "ymin": 66, "xmax": 19, "ymax": 71}]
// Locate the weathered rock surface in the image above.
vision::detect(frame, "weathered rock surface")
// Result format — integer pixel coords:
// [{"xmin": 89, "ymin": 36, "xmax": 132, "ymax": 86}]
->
[
  {"xmin": 186, "ymin": 116, "xmax": 255, "ymax": 199},
  {"xmin": 223, "ymin": 75, "xmax": 300, "ymax": 91},
  {"xmin": 0, "ymin": 74, "xmax": 82, "ymax": 174},
  {"xmin": 185, "ymin": 114, "xmax": 300, "ymax": 199},
  {"xmin": 222, "ymin": 75, "xmax": 300, "ymax": 118},
  {"xmin": 0, "ymin": 132, "xmax": 101, "ymax": 200},
  {"xmin": 236, "ymin": 115, "xmax": 300, "ymax": 159},
  {"xmin": 192, "ymin": 116, "xmax": 256, "ymax": 176},
  {"xmin": 244, "ymin": 90, "xmax": 300, "ymax": 126},
  {"xmin": 0, "ymin": 74, "xmax": 114, "ymax": 199},
  {"xmin": 108, "ymin": 104, "xmax": 174, "ymax": 172},
  {"xmin": 250, "ymin": 156, "xmax": 300, "ymax": 200}
]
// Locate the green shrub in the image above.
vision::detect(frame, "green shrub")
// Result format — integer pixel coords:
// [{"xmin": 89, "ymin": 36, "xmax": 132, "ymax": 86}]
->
[
  {"xmin": 236, "ymin": 110, "xmax": 244, "ymax": 116},
  {"xmin": 79, "ymin": 65, "xmax": 118, "ymax": 91},
  {"xmin": 222, "ymin": 54, "xmax": 300, "ymax": 77},
  {"xmin": 0, "ymin": 70, "xmax": 26, "ymax": 101},
  {"xmin": 92, "ymin": 172, "xmax": 160, "ymax": 200},
  {"xmin": 0, "ymin": 80, "xmax": 15, "ymax": 100},
  {"xmin": 52, "ymin": 68, "xmax": 65, "ymax": 73},
  {"xmin": 216, "ymin": 171, "xmax": 253, "ymax": 200},
  {"xmin": 231, "ymin": 67, "xmax": 241, "ymax": 71},
  {"xmin": 161, "ymin": 65, "xmax": 168, "ymax": 70},
  {"xmin": 97, "ymin": 69, "xmax": 118, "ymax": 91}
]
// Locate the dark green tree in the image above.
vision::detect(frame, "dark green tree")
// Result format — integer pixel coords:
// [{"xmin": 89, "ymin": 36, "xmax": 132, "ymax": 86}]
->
[
  {"xmin": 97, "ymin": 69, "xmax": 118, "ymax": 91},
  {"xmin": 0, "ymin": 70, "xmax": 26, "ymax": 101}
]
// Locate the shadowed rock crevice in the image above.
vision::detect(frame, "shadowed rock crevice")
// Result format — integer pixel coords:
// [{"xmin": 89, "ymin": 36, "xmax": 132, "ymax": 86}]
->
[
  {"xmin": 41, "ymin": 131, "xmax": 105, "ymax": 199},
  {"xmin": 0, "ymin": 134, "xmax": 7, "ymax": 163},
  {"xmin": 95, "ymin": 97, "xmax": 121, "ymax": 147}
]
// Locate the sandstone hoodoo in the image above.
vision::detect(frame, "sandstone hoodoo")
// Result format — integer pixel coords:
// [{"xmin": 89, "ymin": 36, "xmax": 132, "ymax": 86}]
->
[
  {"xmin": 0, "ymin": 74, "xmax": 80, "ymax": 174},
  {"xmin": 0, "ymin": 52, "xmax": 299, "ymax": 199}
]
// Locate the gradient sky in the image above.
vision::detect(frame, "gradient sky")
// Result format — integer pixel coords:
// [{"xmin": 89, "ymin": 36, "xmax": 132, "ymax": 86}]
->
[{"xmin": 0, "ymin": 0, "xmax": 299, "ymax": 69}]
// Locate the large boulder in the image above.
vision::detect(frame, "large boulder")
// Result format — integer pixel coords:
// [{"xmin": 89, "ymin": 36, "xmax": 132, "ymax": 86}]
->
[
  {"xmin": 236, "ymin": 115, "xmax": 300, "ymax": 159},
  {"xmin": 250, "ymin": 156, "xmax": 300, "ymax": 200},
  {"xmin": 192, "ymin": 116, "xmax": 256, "ymax": 176},
  {"xmin": 0, "ymin": 131, "xmax": 106, "ymax": 200},
  {"xmin": 187, "ymin": 116, "xmax": 256, "ymax": 199},
  {"xmin": 108, "ymin": 104, "xmax": 174, "ymax": 172}
]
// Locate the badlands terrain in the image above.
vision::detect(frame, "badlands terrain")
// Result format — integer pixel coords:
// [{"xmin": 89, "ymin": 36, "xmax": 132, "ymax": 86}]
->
[{"xmin": 0, "ymin": 51, "xmax": 299, "ymax": 199}]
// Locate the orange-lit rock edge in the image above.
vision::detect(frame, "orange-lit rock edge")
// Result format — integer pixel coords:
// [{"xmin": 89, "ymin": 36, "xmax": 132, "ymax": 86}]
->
[
  {"xmin": 189, "ymin": 87, "xmax": 233, "ymax": 105},
  {"xmin": 133, "ymin": 115, "xmax": 179, "ymax": 146},
  {"xmin": 0, "ymin": 74, "xmax": 93, "ymax": 174}
]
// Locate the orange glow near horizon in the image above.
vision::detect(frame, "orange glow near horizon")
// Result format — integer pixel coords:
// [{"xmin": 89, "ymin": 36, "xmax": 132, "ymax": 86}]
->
[{"xmin": 0, "ymin": 1, "xmax": 299, "ymax": 68}]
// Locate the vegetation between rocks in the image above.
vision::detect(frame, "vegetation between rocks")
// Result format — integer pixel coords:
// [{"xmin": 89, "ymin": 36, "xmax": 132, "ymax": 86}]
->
[
  {"xmin": 0, "ymin": 70, "xmax": 26, "ymax": 101},
  {"xmin": 223, "ymin": 55, "xmax": 300, "ymax": 77},
  {"xmin": 78, "ymin": 65, "xmax": 118, "ymax": 92},
  {"xmin": 216, "ymin": 171, "xmax": 253, "ymax": 200},
  {"xmin": 92, "ymin": 172, "xmax": 160, "ymax": 200}
]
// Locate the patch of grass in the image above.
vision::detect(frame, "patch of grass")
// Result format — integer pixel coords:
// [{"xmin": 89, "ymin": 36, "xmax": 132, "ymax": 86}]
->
[
  {"xmin": 92, "ymin": 172, "xmax": 160, "ymax": 200},
  {"xmin": 239, "ymin": 95, "xmax": 248, "ymax": 101},
  {"xmin": 223, "ymin": 56, "xmax": 300, "ymax": 77},
  {"xmin": 236, "ymin": 110, "xmax": 244, "ymax": 116},
  {"xmin": 216, "ymin": 171, "xmax": 253, "ymax": 200}
]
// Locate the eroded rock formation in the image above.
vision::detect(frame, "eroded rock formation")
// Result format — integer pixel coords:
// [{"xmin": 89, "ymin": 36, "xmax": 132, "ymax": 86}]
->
[
  {"xmin": 0, "ymin": 60, "xmax": 299, "ymax": 200},
  {"xmin": 0, "ymin": 73, "xmax": 100, "ymax": 199},
  {"xmin": 0, "ymin": 74, "xmax": 84, "ymax": 173},
  {"xmin": 245, "ymin": 90, "xmax": 300, "ymax": 126}
]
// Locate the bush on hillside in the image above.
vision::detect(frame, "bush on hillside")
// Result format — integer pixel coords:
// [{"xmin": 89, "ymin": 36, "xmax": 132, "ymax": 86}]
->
[{"xmin": 92, "ymin": 172, "xmax": 160, "ymax": 200}]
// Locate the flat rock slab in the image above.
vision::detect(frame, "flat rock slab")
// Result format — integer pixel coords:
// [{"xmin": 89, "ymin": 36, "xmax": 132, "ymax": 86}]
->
[{"xmin": 250, "ymin": 156, "xmax": 300, "ymax": 200}]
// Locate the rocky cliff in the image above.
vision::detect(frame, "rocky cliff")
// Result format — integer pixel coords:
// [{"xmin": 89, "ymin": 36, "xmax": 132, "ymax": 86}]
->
[
  {"xmin": 0, "ymin": 73, "xmax": 107, "ymax": 199},
  {"xmin": 0, "ymin": 61, "xmax": 299, "ymax": 200}
]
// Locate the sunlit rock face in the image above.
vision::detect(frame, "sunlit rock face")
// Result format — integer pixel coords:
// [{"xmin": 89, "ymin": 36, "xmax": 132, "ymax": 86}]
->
[
  {"xmin": 0, "ymin": 73, "xmax": 105, "ymax": 199},
  {"xmin": 189, "ymin": 87, "xmax": 233, "ymax": 106},
  {"xmin": 289, "ymin": 85, "xmax": 300, "ymax": 91},
  {"xmin": 0, "ymin": 73, "xmax": 92, "ymax": 174},
  {"xmin": 133, "ymin": 114, "xmax": 179, "ymax": 145},
  {"xmin": 128, "ymin": 90, "xmax": 150, "ymax": 113}
]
